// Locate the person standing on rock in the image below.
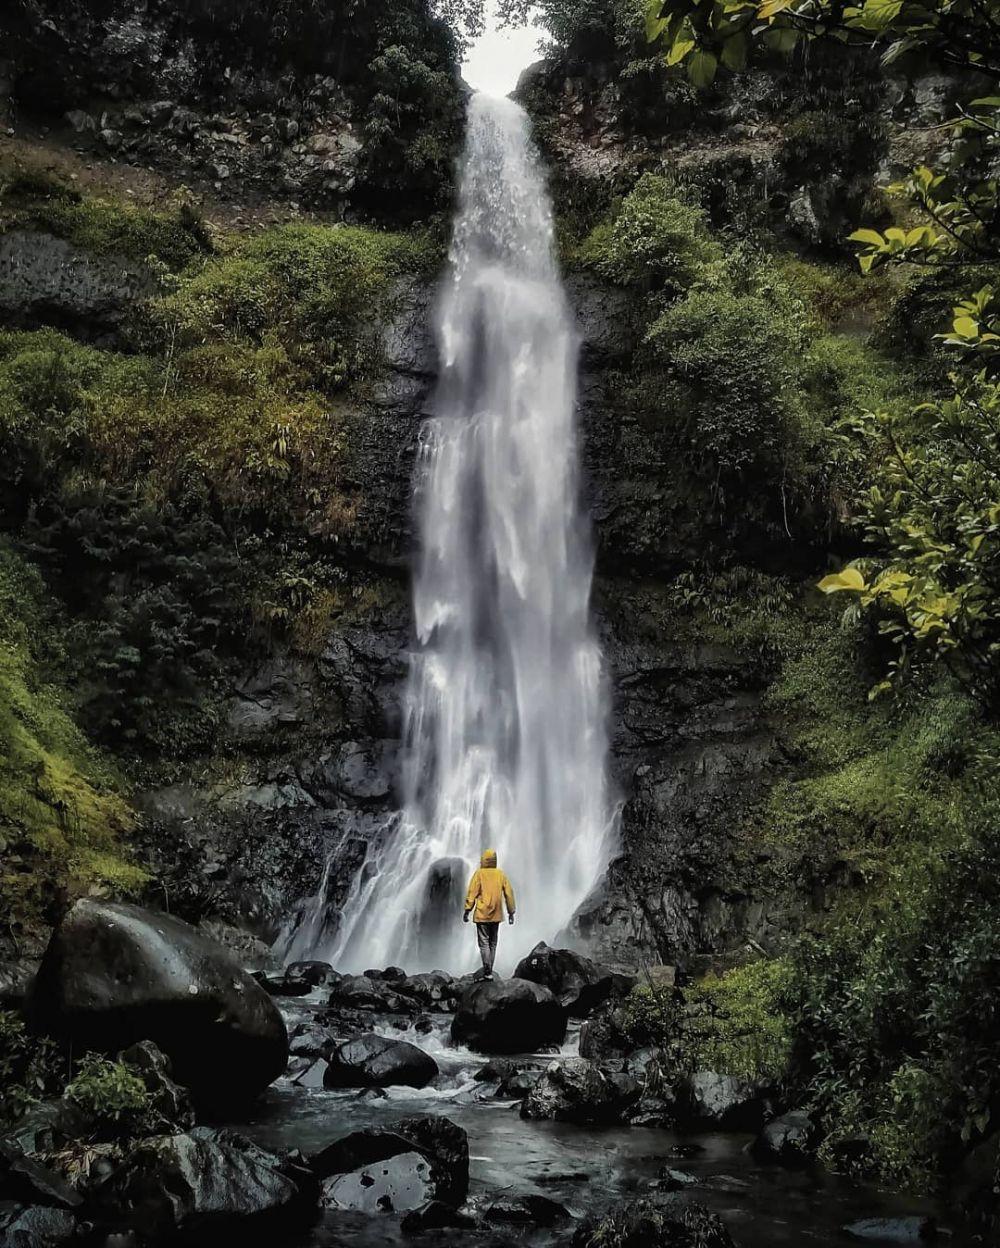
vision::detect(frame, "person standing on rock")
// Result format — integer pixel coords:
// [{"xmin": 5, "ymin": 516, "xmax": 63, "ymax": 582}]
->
[{"xmin": 463, "ymin": 849, "xmax": 516, "ymax": 980}]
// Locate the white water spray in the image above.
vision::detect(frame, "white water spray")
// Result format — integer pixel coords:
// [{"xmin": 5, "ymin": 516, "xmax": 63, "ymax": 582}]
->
[{"xmin": 301, "ymin": 95, "xmax": 615, "ymax": 973}]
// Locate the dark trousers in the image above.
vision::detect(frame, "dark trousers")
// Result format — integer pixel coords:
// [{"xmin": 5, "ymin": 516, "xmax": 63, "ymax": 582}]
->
[{"xmin": 476, "ymin": 921, "xmax": 500, "ymax": 973}]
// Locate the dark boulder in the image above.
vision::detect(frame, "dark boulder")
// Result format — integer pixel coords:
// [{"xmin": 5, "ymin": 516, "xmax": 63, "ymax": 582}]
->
[
  {"xmin": 401, "ymin": 1200, "xmax": 478, "ymax": 1233},
  {"xmin": 93, "ymin": 1128, "xmax": 301, "ymax": 1237},
  {"xmin": 0, "ymin": 1203, "xmax": 77, "ymax": 1247},
  {"xmin": 473, "ymin": 1058, "xmax": 546, "ymax": 1099},
  {"xmin": 30, "ymin": 901, "xmax": 287, "ymax": 1106},
  {"xmin": 398, "ymin": 972, "xmax": 458, "ymax": 1013},
  {"xmin": 513, "ymin": 943, "xmax": 635, "ymax": 1017},
  {"xmin": 451, "ymin": 979, "xmax": 567, "ymax": 1055},
  {"xmin": 751, "ymin": 1110, "xmax": 817, "ymax": 1166},
  {"xmin": 288, "ymin": 1022, "xmax": 333, "ymax": 1058},
  {"xmin": 485, "ymin": 1194, "xmax": 570, "ymax": 1226},
  {"xmin": 579, "ymin": 1005, "xmax": 636, "ymax": 1061},
  {"xmin": 521, "ymin": 1058, "xmax": 641, "ymax": 1125},
  {"xmin": 572, "ymin": 1197, "xmax": 736, "ymax": 1247},
  {"xmin": 312, "ymin": 1116, "xmax": 468, "ymax": 1208},
  {"xmin": 676, "ymin": 1070, "xmax": 774, "ymax": 1130},
  {"xmin": 257, "ymin": 973, "xmax": 312, "ymax": 998},
  {"xmin": 844, "ymin": 1217, "xmax": 937, "ymax": 1242},
  {"xmin": 288, "ymin": 1057, "xmax": 329, "ymax": 1089},
  {"xmin": 286, "ymin": 961, "xmax": 337, "ymax": 989},
  {"xmin": 323, "ymin": 1034, "xmax": 438, "ymax": 1090},
  {"xmin": 320, "ymin": 1151, "xmax": 435, "ymax": 1214},
  {"xmin": 0, "ymin": 1142, "xmax": 82, "ymax": 1210},
  {"xmin": 327, "ymin": 975, "xmax": 414, "ymax": 1013}
]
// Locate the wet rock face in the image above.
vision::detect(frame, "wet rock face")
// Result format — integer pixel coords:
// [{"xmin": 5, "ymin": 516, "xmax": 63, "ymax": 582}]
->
[
  {"xmin": 30, "ymin": 900, "xmax": 288, "ymax": 1105},
  {"xmin": 0, "ymin": 231, "xmax": 156, "ymax": 341},
  {"xmin": 513, "ymin": 942, "xmax": 636, "ymax": 1016},
  {"xmin": 0, "ymin": 1203, "xmax": 77, "ymax": 1247},
  {"xmin": 520, "ymin": 1058, "xmax": 642, "ymax": 1125},
  {"xmin": 451, "ymin": 979, "xmax": 568, "ymax": 1055}
]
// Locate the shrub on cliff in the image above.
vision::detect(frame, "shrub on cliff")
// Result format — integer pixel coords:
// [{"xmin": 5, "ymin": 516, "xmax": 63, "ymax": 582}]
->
[
  {"xmin": 577, "ymin": 174, "xmax": 722, "ymax": 298},
  {"xmin": 149, "ymin": 222, "xmax": 430, "ymax": 391},
  {"xmin": 0, "ymin": 158, "xmax": 209, "ymax": 271},
  {"xmin": 0, "ymin": 541, "xmax": 143, "ymax": 927}
]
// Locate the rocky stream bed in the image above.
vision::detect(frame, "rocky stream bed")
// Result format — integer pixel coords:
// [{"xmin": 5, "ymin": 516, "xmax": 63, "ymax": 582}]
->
[{"xmin": 0, "ymin": 903, "xmax": 971, "ymax": 1247}]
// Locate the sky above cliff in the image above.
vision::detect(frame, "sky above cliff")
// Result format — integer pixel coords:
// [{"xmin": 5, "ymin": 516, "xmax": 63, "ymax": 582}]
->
[{"xmin": 461, "ymin": 5, "xmax": 540, "ymax": 96}]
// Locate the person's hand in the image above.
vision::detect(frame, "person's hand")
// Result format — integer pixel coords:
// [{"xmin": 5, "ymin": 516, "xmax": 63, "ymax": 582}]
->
[
  {"xmin": 509, "ymin": 915, "xmax": 515, "ymax": 925},
  {"xmin": 463, "ymin": 911, "xmax": 470, "ymax": 923}
]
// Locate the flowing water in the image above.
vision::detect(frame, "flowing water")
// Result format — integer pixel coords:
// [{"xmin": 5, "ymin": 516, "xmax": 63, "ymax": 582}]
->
[
  {"xmin": 299, "ymin": 94, "xmax": 615, "ymax": 974},
  {"xmin": 224, "ymin": 991, "xmax": 970, "ymax": 1248}
]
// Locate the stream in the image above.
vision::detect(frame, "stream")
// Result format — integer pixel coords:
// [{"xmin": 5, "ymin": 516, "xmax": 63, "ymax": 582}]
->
[{"xmin": 221, "ymin": 990, "xmax": 968, "ymax": 1247}]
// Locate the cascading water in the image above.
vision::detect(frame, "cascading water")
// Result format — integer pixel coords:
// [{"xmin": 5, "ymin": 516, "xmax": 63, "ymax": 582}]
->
[{"xmin": 293, "ymin": 93, "xmax": 616, "ymax": 973}]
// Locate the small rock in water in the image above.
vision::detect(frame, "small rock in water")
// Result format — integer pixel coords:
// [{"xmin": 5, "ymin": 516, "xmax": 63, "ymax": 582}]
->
[
  {"xmin": 485, "ymin": 1194, "xmax": 571, "ymax": 1226},
  {"xmin": 654, "ymin": 1167, "xmax": 699, "ymax": 1190},
  {"xmin": 401, "ymin": 1200, "xmax": 478, "ymax": 1233},
  {"xmin": 844, "ymin": 1216, "xmax": 938, "ymax": 1242},
  {"xmin": 751, "ymin": 1110, "xmax": 818, "ymax": 1166},
  {"xmin": 323, "ymin": 1033, "xmax": 438, "ymax": 1090}
]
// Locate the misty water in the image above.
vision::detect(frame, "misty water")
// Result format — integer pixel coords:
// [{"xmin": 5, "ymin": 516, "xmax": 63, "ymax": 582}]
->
[{"xmin": 289, "ymin": 93, "xmax": 616, "ymax": 974}]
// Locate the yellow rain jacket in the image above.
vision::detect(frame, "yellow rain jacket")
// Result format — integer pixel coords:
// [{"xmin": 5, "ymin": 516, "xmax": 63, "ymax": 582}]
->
[{"xmin": 464, "ymin": 849, "xmax": 516, "ymax": 923}]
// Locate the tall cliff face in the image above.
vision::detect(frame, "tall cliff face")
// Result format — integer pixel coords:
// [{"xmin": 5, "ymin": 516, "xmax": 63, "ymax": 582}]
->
[{"xmin": 0, "ymin": 3, "xmax": 920, "ymax": 976}]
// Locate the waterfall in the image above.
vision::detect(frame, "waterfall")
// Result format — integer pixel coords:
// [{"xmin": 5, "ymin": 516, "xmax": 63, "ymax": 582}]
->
[{"xmin": 306, "ymin": 94, "xmax": 615, "ymax": 974}]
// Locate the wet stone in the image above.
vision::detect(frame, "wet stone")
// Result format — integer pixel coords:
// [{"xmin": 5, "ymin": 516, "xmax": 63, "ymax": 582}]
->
[{"xmin": 320, "ymin": 1151, "xmax": 434, "ymax": 1214}]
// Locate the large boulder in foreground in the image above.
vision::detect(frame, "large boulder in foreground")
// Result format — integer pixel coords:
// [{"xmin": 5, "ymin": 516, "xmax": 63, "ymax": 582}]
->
[
  {"xmin": 451, "ymin": 979, "xmax": 567, "ymax": 1055},
  {"xmin": 513, "ymin": 943, "xmax": 635, "ymax": 1017},
  {"xmin": 312, "ymin": 1116, "xmax": 469, "ymax": 1209},
  {"xmin": 31, "ymin": 901, "xmax": 287, "ymax": 1104},
  {"xmin": 323, "ymin": 1034, "xmax": 438, "ymax": 1089},
  {"xmin": 94, "ymin": 1128, "xmax": 302, "ymax": 1238},
  {"xmin": 572, "ymin": 1197, "xmax": 736, "ymax": 1247}
]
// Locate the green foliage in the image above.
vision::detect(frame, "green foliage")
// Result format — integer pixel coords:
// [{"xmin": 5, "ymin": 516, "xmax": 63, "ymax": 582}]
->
[
  {"xmin": 818, "ymin": 374, "xmax": 1000, "ymax": 709},
  {"xmin": 0, "ymin": 1011, "xmax": 64, "ymax": 1123},
  {"xmin": 0, "ymin": 541, "xmax": 143, "ymax": 924},
  {"xmin": 576, "ymin": 174, "xmax": 722, "ymax": 296},
  {"xmin": 789, "ymin": 814, "xmax": 1000, "ymax": 1186},
  {"xmin": 0, "ymin": 158, "xmax": 208, "ymax": 271},
  {"xmin": 616, "ymin": 959, "xmax": 794, "ymax": 1081},
  {"xmin": 150, "ymin": 222, "xmax": 429, "ymax": 391},
  {"xmin": 684, "ymin": 959, "xmax": 795, "ymax": 1081},
  {"xmin": 63, "ymin": 1055, "xmax": 156, "ymax": 1140}
]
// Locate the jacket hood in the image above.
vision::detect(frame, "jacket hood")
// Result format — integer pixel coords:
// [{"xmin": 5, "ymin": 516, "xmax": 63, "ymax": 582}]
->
[{"xmin": 480, "ymin": 848, "xmax": 497, "ymax": 868}]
